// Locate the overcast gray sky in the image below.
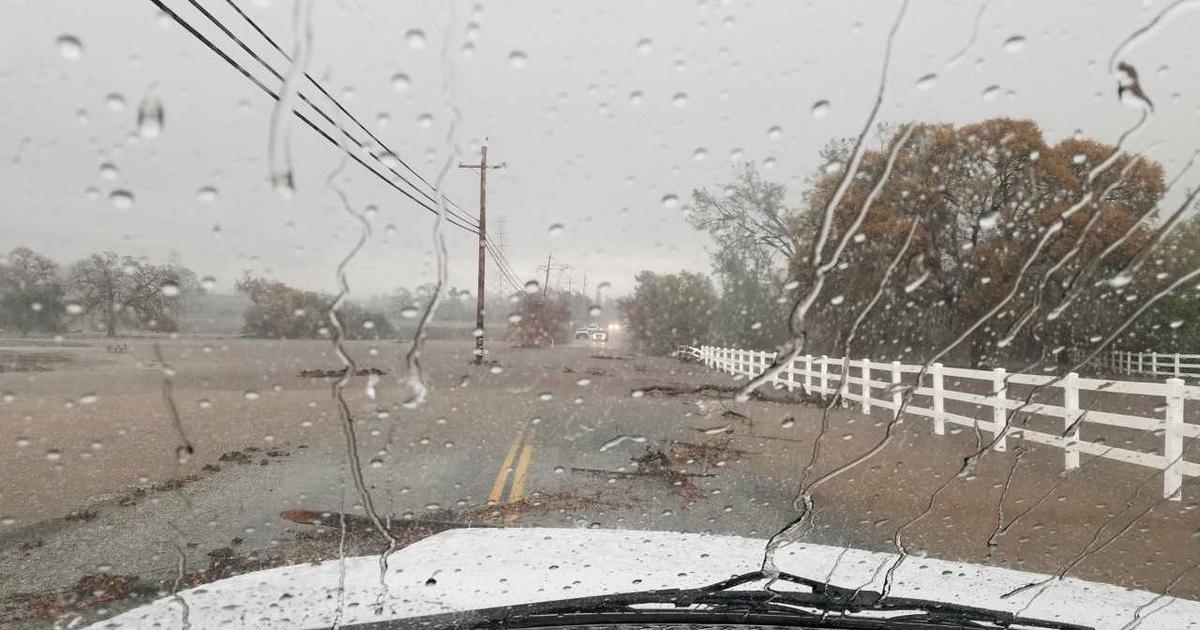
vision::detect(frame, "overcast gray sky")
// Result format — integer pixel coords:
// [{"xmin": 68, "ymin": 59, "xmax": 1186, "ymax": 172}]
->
[{"xmin": 3, "ymin": 0, "xmax": 1197, "ymax": 299}]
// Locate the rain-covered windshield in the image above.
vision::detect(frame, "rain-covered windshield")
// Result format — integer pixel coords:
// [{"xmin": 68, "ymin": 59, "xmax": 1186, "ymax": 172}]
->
[{"xmin": 1, "ymin": 1, "xmax": 1198, "ymax": 628}]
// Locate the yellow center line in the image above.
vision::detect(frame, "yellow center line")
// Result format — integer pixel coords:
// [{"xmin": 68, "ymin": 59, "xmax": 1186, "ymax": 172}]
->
[
  {"xmin": 507, "ymin": 443, "xmax": 535, "ymax": 504},
  {"xmin": 487, "ymin": 424, "xmax": 526, "ymax": 505}
]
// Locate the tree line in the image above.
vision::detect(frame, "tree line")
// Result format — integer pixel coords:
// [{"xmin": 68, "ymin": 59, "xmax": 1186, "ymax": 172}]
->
[
  {"xmin": 620, "ymin": 117, "xmax": 1200, "ymax": 364},
  {"xmin": 0, "ymin": 247, "xmax": 199, "ymax": 336}
]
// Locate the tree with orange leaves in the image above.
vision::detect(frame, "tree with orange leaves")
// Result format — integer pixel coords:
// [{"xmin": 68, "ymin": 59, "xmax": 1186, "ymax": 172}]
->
[{"xmin": 791, "ymin": 118, "xmax": 1163, "ymax": 368}]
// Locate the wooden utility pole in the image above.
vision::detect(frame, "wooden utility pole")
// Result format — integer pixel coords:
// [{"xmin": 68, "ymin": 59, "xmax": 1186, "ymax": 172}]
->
[
  {"xmin": 537, "ymin": 252, "xmax": 569, "ymax": 298},
  {"xmin": 459, "ymin": 144, "xmax": 505, "ymax": 364}
]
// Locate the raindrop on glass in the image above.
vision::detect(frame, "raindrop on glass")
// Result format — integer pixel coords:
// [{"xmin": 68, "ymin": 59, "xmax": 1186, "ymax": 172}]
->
[
  {"xmin": 508, "ymin": 50, "xmax": 528, "ymax": 69},
  {"xmin": 161, "ymin": 283, "xmax": 180, "ymax": 297},
  {"xmin": 661, "ymin": 194, "xmax": 680, "ymax": 209},
  {"xmin": 767, "ymin": 126, "xmax": 782, "ymax": 140},
  {"xmin": 137, "ymin": 92, "xmax": 164, "ymax": 138},
  {"xmin": 636, "ymin": 38, "xmax": 653, "ymax": 55},
  {"xmin": 56, "ymin": 35, "xmax": 83, "ymax": 60},
  {"xmin": 1002, "ymin": 35, "xmax": 1027, "ymax": 53},
  {"xmin": 916, "ymin": 73, "xmax": 938, "ymax": 90},
  {"xmin": 406, "ymin": 29, "xmax": 427, "ymax": 50},
  {"xmin": 105, "ymin": 93, "xmax": 127, "ymax": 112},
  {"xmin": 271, "ymin": 173, "xmax": 295, "ymax": 200},
  {"xmin": 400, "ymin": 306, "xmax": 420, "ymax": 319},
  {"xmin": 982, "ymin": 85, "xmax": 1001, "ymax": 101},
  {"xmin": 197, "ymin": 186, "xmax": 218, "ymax": 203},
  {"xmin": 391, "ymin": 72, "xmax": 410, "ymax": 91},
  {"xmin": 810, "ymin": 100, "xmax": 831, "ymax": 118},
  {"xmin": 524, "ymin": 280, "xmax": 540, "ymax": 294},
  {"xmin": 672, "ymin": 92, "xmax": 688, "ymax": 107},
  {"xmin": 109, "ymin": 190, "xmax": 134, "ymax": 209},
  {"xmin": 547, "ymin": 223, "xmax": 564, "ymax": 237}
]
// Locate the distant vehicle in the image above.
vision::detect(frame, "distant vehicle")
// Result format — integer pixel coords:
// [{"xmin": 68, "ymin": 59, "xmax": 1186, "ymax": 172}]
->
[{"xmin": 573, "ymin": 323, "xmax": 607, "ymax": 342}]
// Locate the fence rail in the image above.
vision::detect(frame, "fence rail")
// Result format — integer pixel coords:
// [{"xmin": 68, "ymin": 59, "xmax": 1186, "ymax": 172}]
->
[
  {"xmin": 694, "ymin": 345, "xmax": 1199, "ymax": 500},
  {"xmin": 1102, "ymin": 350, "xmax": 1200, "ymax": 379}
]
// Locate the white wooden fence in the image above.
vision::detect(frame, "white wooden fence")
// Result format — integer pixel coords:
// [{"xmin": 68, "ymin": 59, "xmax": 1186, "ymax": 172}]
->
[
  {"xmin": 695, "ymin": 345, "xmax": 1199, "ymax": 500},
  {"xmin": 1104, "ymin": 350, "xmax": 1200, "ymax": 379}
]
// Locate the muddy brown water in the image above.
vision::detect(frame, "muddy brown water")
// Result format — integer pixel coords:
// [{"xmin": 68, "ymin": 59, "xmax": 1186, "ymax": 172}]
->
[{"xmin": 0, "ymin": 335, "xmax": 1196, "ymax": 614}]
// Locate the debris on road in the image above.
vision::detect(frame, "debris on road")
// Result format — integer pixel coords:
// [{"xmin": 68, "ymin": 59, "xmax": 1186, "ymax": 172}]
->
[
  {"xmin": 669, "ymin": 438, "xmax": 753, "ymax": 466},
  {"xmin": 2, "ymin": 573, "xmax": 148, "ymax": 624},
  {"xmin": 0, "ymin": 350, "xmax": 75, "ymax": 373},
  {"xmin": 635, "ymin": 382, "xmax": 830, "ymax": 405},
  {"xmin": 63, "ymin": 508, "xmax": 99, "ymax": 522},
  {"xmin": 572, "ymin": 443, "xmax": 716, "ymax": 500},
  {"xmin": 297, "ymin": 367, "xmax": 387, "ymax": 378}
]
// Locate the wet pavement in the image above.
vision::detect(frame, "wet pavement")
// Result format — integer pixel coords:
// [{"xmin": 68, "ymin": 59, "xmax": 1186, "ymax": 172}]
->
[{"xmin": 0, "ymin": 337, "xmax": 1197, "ymax": 626}]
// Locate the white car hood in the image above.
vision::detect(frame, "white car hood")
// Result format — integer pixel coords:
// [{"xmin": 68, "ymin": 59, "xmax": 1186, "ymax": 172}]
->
[{"xmin": 87, "ymin": 527, "xmax": 1198, "ymax": 629}]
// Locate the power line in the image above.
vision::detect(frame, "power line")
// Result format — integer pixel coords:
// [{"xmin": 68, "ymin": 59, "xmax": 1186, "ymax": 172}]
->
[
  {"xmin": 218, "ymin": 0, "xmax": 474, "ymax": 227},
  {"xmin": 152, "ymin": 0, "xmax": 528, "ymax": 304},
  {"xmin": 184, "ymin": 0, "xmax": 480, "ymax": 231},
  {"xmin": 486, "ymin": 245, "xmax": 522, "ymax": 294},
  {"xmin": 484, "ymin": 237, "xmax": 524, "ymax": 289},
  {"xmin": 481, "ymin": 236, "xmax": 523, "ymax": 294},
  {"xmin": 484, "ymin": 244, "xmax": 523, "ymax": 294},
  {"xmin": 485, "ymin": 237, "xmax": 521, "ymax": 282},
  {"xmin": 149, "ymin": 0, "xmax": 480, "ymax": 234}
]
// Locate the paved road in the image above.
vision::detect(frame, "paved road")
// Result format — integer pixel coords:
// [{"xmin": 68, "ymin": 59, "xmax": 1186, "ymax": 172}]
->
[{"xmin": 0, "ymin": 337, "xmax": 1197, "ymax": 625}]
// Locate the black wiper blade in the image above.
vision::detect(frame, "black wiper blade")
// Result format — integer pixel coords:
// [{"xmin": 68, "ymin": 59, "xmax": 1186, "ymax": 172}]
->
[
  {"xmin": 706, "ymin": 570, "xmax": 1093, "ymax": 630},
  {"xmin": 342, "ymin": 569, "xmax": 1094, "ymax": 630}
]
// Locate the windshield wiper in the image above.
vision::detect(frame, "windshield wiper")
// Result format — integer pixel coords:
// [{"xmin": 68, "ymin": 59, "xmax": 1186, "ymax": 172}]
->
[{"xmin": 343, "ymin": 569, "xmax": 1094, "ymax": 629}]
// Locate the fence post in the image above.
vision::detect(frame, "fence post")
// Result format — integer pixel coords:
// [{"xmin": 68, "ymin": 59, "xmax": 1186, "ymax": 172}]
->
[
  {"xmin": 820, "ymin": 355, "xmax": 829, "ymax": 395},
  {"xmin": 1063, "ymin": 372, "xmax": 1080, "ymax": 470},
  {"xmin": 1138, "ymin": 352, "xmax": 1144, "ymax": 374},
  {"xmin": 804, "ymin": 354, "xmax": 813, "ymax": 394},
  {"xmin": 992, "ymin": 367, "xmax": 1008, "ymax": 452},
  {"xmin": 1152, "ymin": 352, "xmax": 1158, "ymax": 375},
  {"xmin": 932, "ymin": 362, "xmax": 945, "ymax": 435},
  {"xmin": 891, "ymin": 361, "xmax": 902, "ymax": 420},
  {"xmin": 861, "ymin": 360, "xmax": 872, "ymax": 413},
  {"xmin": 1175, "ymin": 353, "xmax": 1182, "ymax": 378},
  {"xmin": 1164, "ymin": 378, "xmax": 1184, "ymax": 501}
]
